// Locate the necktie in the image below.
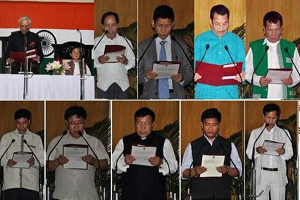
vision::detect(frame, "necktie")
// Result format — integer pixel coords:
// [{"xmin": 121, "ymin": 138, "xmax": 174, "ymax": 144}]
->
[{"xmin": 158, "ymin": 40, "xmax": 169, "ymax": 99}]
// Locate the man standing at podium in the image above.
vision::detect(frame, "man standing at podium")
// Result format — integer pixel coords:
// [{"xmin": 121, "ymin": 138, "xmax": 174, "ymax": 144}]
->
[
  {"xmin": 245, "ymin": 11, "xmax": 300, "ymax": 99},
  {"xmin": 5, "ymin": 16, "xmax": 43, "ymax": 74},
  {"xmin": 138, "ymin": 5, "xmax": 193, "ymax": 99},
  {"xmin": 94, "ymin": 11, "xmax": 135, "ymax": 99},
  {"xmin": 194, "ymin": 4, "xmax": 245, "ymax": 99}
]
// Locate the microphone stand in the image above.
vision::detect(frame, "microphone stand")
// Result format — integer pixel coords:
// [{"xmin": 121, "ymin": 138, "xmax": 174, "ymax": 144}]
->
[
  {"xmin": 113, "ymin": 152, "xmax": 124, "ymax": 200},
  {"xmin": 77, "ymin": 29, "xmax": 86, "ymax": 100},
  {"xmin": 162, "ymin": 155, "xmax": 173, "ymax": 200},
  {"xmin": 138, "ymin": 34, "xmax": 158, "ymax": 66},
  {"xmin": 171, "ymin": 36, "xmax": 193, "ymax": 69}
]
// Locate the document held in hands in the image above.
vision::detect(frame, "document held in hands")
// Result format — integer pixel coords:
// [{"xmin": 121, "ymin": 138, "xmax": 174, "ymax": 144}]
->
[
  {"xmin": 131, "ymin": 144, "xmax": 157, "ymax": 167},
  {"xmin": 12, "ymin": 152, "xmax": 33, "ymax": 168},
  {"xmin": 265, "ymin": 69, "xmax": 292, "ymax": 84},
  {"xmin": 200, "ymin": 154, "xmax": 225, "ymax": 178},
  {"xmin": 104, "ymin": 45, "xmax": 126, "ymax": 63},
  {"xmin": 262, "ymin": 140, "xmax": 285, "ymax": 156},
  {"xmin": 152, "ymin": 61, "xmax": 181, "ymax": 79},
  {"xmin": 63, "ymin": 144, "xmax": 88, "ymax": 170}
]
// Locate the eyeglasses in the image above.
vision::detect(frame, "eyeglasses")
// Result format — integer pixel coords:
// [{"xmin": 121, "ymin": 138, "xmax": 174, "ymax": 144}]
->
[
  {"xmin": 213, "ymin": 22, "xmax": 229, "ymax": 29},
  {"xmin": 68, "ymin": 122, "xmax": 84, "ymax": 126},
  {"xmin": 136, "ymin": 121, "xmax": 153, "ymax": 126}
]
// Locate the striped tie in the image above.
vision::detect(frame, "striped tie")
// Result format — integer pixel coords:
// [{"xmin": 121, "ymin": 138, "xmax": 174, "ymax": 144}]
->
[{"xmin": 158, "ymin": 40, "xmax": 169, "ymax": 99}]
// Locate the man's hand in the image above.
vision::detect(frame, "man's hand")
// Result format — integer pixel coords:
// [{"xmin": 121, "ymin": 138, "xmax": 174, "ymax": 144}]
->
[
  {"xmin": 124, "ymin": 154, "xmax": 135, "ymax": 165},
  {"xmin": 32, "ymin": 55, "xmax": 40, "ymax": 63},
  {"xmin": 82, "ymin": 154, "xmax": 96, "ymax": 165},
  {"xmin": 7, "ymin": 159, "xmax": 17, "ymax": 167},
  {"xmin": 259, "ymin": 77, "xmax": 272, "ymax": 86},
  {"xmin": 149, "ymin": 156, "xmax": 162, "ymax": 167},
  {"xmin": 216, "ymin": 165, "xmax": 229, "ymax": 174},
  {"xmin": 194, "ymin": 166, "xmax": 207, "ymax": 176},
  {"xmin": 276, "ymin": 147, "xmax": 285, "ymax": 155},
  {"xmin": 256, "ymin": 146, "xmax": 267, "ymax": 154},
  {"xmin": 194, "ymin": 73, "xmax": 202, "ymax": 82},
  {"xmin": 27, "ymin": 157, "xmax": 35, "ymax": 166},
  {"xmin": 57, "ymin": 155, "xmax": 69, "ymax": 165},
  {"xmin": 145, "ymin": 69, "xmax": 158, "ymax": 80},
  {"xmin": 171, "ymin": 73, "xmax": 183, "ymax": 83},
  {"xmin": 6, "ymin": 58, "xmax": 14, "ymax": 65},
  {"xmin": 116, "ymin": 54, "xmax": 128, "ymax": 65},
  {"xmin": 281, "ymin": 76, "xmax": 293, "ymax": 86},
  {"xmin": 235, "ymin": 72, "xmax": 245, "ymax": 82},
  {"xmin": 98, "ymin": 55, "xmax": 109, "ymax": 64}
]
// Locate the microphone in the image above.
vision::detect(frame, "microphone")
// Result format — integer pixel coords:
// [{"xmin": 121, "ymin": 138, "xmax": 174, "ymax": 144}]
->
[
  {"xmin": 77, "ymin": 29, "xmax": 82, "ymax": 45},
  {"xmin": 47, "ymin": 130, "xmax": 67, "ymax": 163},
  {"xmin": 0, "ymin": 139, "xmax": 15, "ymax": 164},
  {"xmin": 171, "ymin": 36, "xmax": 193, "ymax": 69},
  {"xmin": 250, "ymin": 46, "xmax": 269, "ymax": 98},
  {"xmin": 284, "ymin": 47, "xmax": 300, "ymax": 77},
  {"xmin": 118, "ymin": 32, "xmax": 135, "ymax": 55},
  {"xmin": 224, "ymin": 45, "xmax": 244, "ymax": 98},
  {"xmin": 277, "ymin": 125, "xmax": 292, "ymax": 143},
  {"xmin": 195, "ymin": 44, "xmax": 210, "ymax": 73},
  {"xmin": 251, "ymin": 123, "xmax": 269, "ymax": 164},
  {"xmin": 93, "ymin": 30, "xmax": 109, "ymax": 51},
  {"xmin": 138, "ymin": 34, "xmax": 158, "ymax": 66},
  {"xmin": 23, "ymin": 139, "xmax": 42, "ymax": 168}
]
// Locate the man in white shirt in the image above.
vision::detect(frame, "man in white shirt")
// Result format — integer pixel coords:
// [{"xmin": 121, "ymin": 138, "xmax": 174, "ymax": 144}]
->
[
  {"xmin": 112, "ymin": 107, "xmax": 178, "ymax": 200},
  {"xmin": 94, "ymin": 11, "xmax": 135, "ymax": 99},
  {"xmin": 246, "ymin": 103, "xmax": 293, "ymax": 200},
  {"xmin": 47, "ymin": 106, "xmax": 110, "ymax": 200},
  {"xmin": 246, "ymin": 11, "xmax": 300, "ymax": 99},
  {"xmin": 0, "ymin": 109, "xmax": 44, "ymax": 200},
  {"xmin": 65, "ymin": 46, "xmax": 91, "ymax": 76}
]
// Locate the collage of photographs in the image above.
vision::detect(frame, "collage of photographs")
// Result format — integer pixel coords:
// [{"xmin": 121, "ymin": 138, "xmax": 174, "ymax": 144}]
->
[{"xmin": 0, "ymin": 0, "xmax": 299, "ymax": 200}]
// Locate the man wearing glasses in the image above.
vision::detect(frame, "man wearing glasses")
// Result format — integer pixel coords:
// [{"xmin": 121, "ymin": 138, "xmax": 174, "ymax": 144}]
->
[
  {"xmin": 47, "ymin": 106, "xmax": 109, "ymax": 200},
  {"xmin": 94, "ymin": 11, "xmax": 135, "ymax": 99},
  {"xmin": 245, "ymin": 11, "xmax": 300, "ymax": 99},
  {"xmin": 112, "ymin": 107, "xmax": 178, "ymax": 200},
  {"xmin": 5, "ymin": 16, "xmax": 44, "ymax": 74},
  {"xmin": 0, "ymin": 109, "xmax": 44, "ymax": 200},
  {"xmin": 194, "ymin": 4, "xmax": 245, "ymax": 99}
]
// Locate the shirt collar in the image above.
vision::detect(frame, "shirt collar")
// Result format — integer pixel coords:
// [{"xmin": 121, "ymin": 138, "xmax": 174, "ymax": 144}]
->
[
  {"xmin": 263, "ymin": 37, "xmax": 280, "ymax": 47},
  {"xmin": 13, "ymin": 129, "xmax": 28, "ymax": 136},
  {"xmin": 204, "ymin": 133, "xmax": 219, "ymax": 145},
  {"xmin": 156, "ymin": 35, "xmax": 171, "ymax": 44},
  {"xmin": 104, "ymin": 33, "xmax": 119, "ymax": 41}
]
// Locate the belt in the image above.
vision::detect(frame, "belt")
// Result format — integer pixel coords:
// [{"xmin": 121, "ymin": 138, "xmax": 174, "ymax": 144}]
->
[
  {"xmin": 261, "ymin": 167, "xmax": 278, "ymax": 171},
  {"xmin": 169, "ymin": 89, "xmax": 174, "ymax": 93}
]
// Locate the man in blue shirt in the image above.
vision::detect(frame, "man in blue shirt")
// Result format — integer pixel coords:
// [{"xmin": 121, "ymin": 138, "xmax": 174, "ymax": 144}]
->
[{"xmin": 194, "ymin": 4, "xmax": 245, "ymax": 99}]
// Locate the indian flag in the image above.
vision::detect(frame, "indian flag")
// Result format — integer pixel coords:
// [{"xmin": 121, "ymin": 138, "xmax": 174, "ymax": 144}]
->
[{"xmin": 0, "ymin": 0, "xmax": 94, "ymax": 74}]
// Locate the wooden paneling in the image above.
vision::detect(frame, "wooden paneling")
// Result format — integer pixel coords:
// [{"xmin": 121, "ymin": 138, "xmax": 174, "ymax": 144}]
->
[
  {"xmin": 46, "ymin": 101, "xmax": 109, "ymax": 146},
  {"xmin": 94, "ymin": 0, "xmax": 137, "ymax": 37},
  {"xmin": 195, "ymin": 0, "xmax": 245, "ymax": 37},
  {"xmin": 0, "ymin": 101, "xmax": 44, "ymax": 138},
  {"xmin": 181, "ymin": 101, "xmax": 244, "ymax": 155},
  {"xmin": 246, "ymin": 0, "xmax": 300, "ymax": 50},
  {"xmin": 138, "ymin": 0, "xmax": 194, "ymax": 42},
  {"xmin": 112, "ymin": 101, "xmax": 179, "ymax": 149},
  {"xmin": 245, "ymin": 101, "xmax": 298, "ymax": 136}
]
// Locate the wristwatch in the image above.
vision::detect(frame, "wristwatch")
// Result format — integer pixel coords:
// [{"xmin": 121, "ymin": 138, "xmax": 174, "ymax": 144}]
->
[{"xmin": 226, "ymin": 166, "xmax": 230, "ymax": 173}]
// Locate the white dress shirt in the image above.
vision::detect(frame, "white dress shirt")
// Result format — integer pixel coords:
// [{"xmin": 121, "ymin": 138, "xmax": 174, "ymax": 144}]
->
[
  {"xmin": 181, "ymin": 135, "xmax": 243, "ymax": 178},
  {"xmin": 112, "ymin": 137, "xmax": 178, "ymax": 176},
  {"xmin": 0, "ymin": 129, "xmax": 44, "ymax": 192},
  {"xmin": 47, "ymin": 130, "xmax": 110, "ymax": 200},
  {"xmin": 94, "ymin": 33, "xmax": 135, "ymax": 91},
  {"xmin": 72, "ymin": 60, "xmax": 91, "ymax": 76},
  {"xmin": 246, "ymin": 38, "xmax": 300, "ymax": 99}
]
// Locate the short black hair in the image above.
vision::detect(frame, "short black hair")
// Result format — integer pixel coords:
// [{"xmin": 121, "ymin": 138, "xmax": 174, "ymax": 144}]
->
[
  {"xmin": 263, "ymin": 103, "xmax": 281, "ymax": 118},
  {"xmin": 134, "ymin": 107, "xmax": 155, "ymax": 122},
  {"xmin": 201, "ymin": 108, "xmax": 221, "ymax": 123},
  {"xmin": 153, "ymin": 5, "xmax": 174, "ymax": 22},
  {"xmin": 263, "ymin": 11, "xmax": 283, "ymax": 27},
  {"xmin": 210, "ymin": 4, "xmax": 230, "ymax": 20},
  {"xmin": 101, "ymin": 11, "xmax": 119, "ymax": 25},
  {"xmin": 64, "ymin": 106, "xmax": 87, "ymax": 121},
  {"xmin": 14, "ymin": 109, "xmax": 32, "ymax": 120}
]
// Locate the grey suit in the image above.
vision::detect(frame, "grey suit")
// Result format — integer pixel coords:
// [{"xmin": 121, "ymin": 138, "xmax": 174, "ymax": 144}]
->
[{"xmin": 138, "ymin": 37, "xmax": 193, "ymax": 99}]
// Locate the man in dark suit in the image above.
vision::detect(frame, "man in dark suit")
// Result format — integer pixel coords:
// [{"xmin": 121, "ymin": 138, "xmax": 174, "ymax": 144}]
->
[
  {"xmin": 138, "ymin": 5, "xmax": 193, "ymax": 99},
  {"xmin": 5, "ymin": 16, "xmax": 43, "ymax": 74}
]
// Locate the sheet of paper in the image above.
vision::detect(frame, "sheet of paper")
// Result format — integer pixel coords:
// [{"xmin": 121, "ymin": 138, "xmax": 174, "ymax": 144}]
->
[
  {"xmin": 104, "ymin": 45, "xmax": 126, "ymax": 63},
  {"xmin": 265, "ymin": 69, "xmax": 292, "ymax": 84},
  {"xmin": 200, "ymin": 155, "xmax": 225, "ymax": 178},
  {"xmin": 262, "ymin": 140, "xmax": 285, "ymax": 156},
  {"xmin": 152, "ymin": 62, "xmax": 180, "ymax": 79},
  {"xmin": 131, "ymin": 145, "xmax": 157, "ymax": 167},
  {"xmin": 63, "ymin": 145, "xmax": 88, "ymax": 169},
  {"xmin": 222, "ymin": 76, "xmax": 236, "ymax": 80},
  {"xmin": 12, "ymin": 152, "xmax": 32, "ymax": 168}
]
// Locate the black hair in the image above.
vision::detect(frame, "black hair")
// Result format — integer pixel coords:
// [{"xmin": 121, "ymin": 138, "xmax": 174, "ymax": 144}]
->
[
  {"xmin": 101, "ymin": 11, "xmax": 119, "ymax": 25},
  {"xmin": 263, "ymin": 103, "xmax": 281, "ymax": 118},
  {"xmin": 201, "ymin": 108, "xmax": 221, "ymax": 123},
  {"xmin": 14, "ymin": 109, "xmax": 32, "ymax": 120},
  {"xmin": 263, "ymin": 11, "xmax": 283, "ymax": 27},
  {"xmin": 134, "ymin": 107, "xmax": 155, "ymax": 122},
  {"xmin": 153, "ymin": 5, "xmax": 174, "ymax": 22},
  {"xmin": 210, "ymin": 4, "xmax": 230, "ymax": 20},
  {"xmin": 64, "ymin": 106, "xmax": 87, "ymax": 121}
]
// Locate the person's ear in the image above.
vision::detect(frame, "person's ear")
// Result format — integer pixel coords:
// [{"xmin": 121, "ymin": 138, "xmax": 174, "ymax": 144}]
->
[
  {"xmin": 151, "ymin": 20, "xmax": 155, "ymax": 30},
  {"xmin": 209, "ymin": 19, "xmax": 213, "ymax": 28}
]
